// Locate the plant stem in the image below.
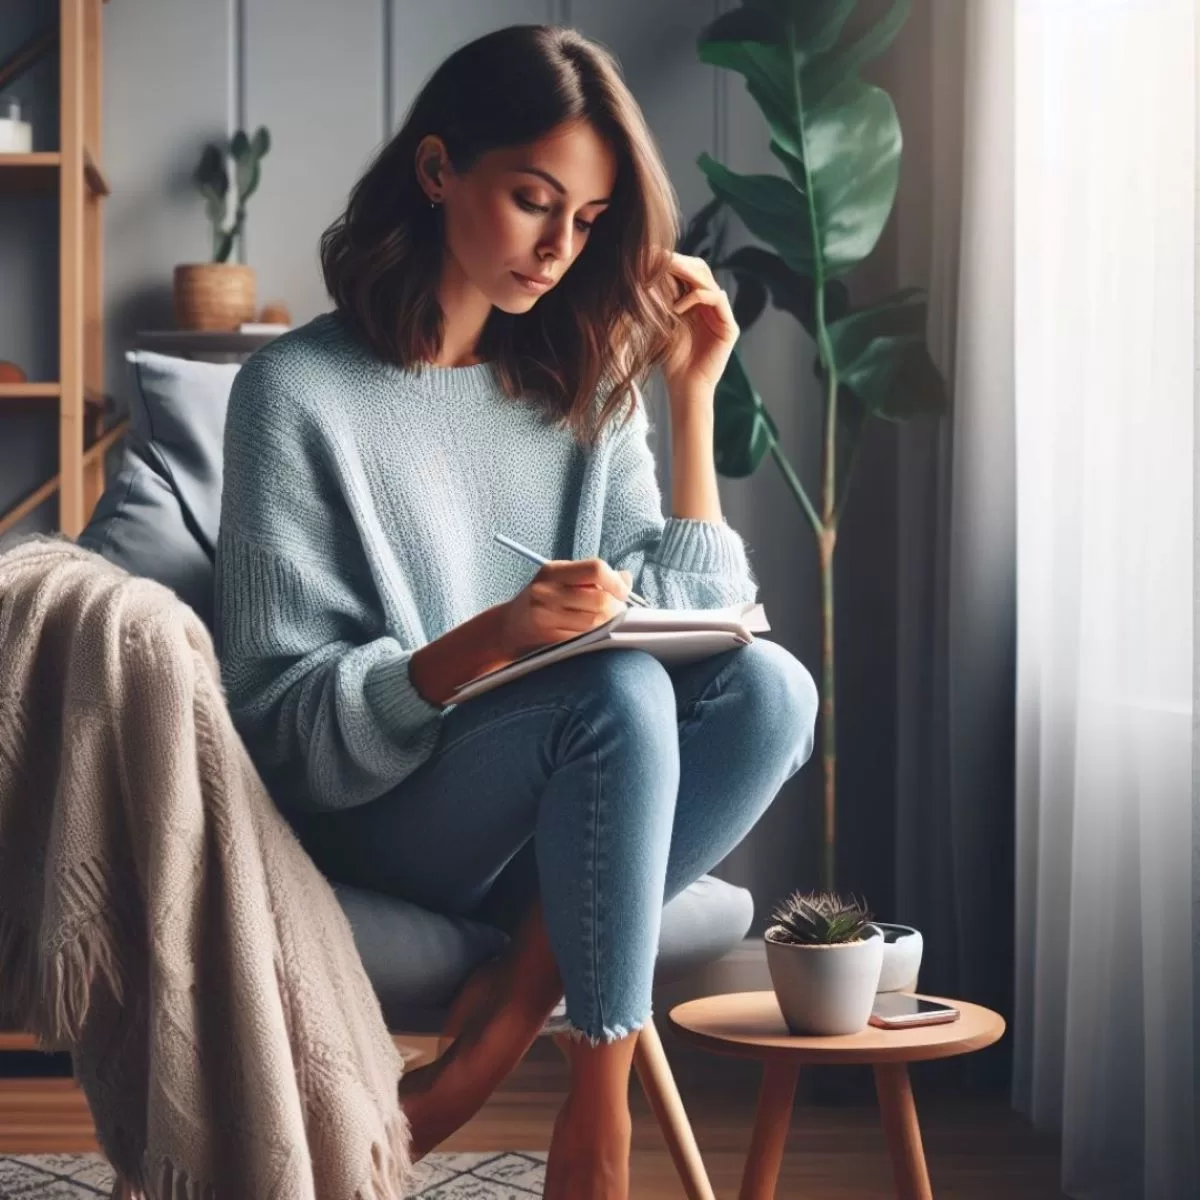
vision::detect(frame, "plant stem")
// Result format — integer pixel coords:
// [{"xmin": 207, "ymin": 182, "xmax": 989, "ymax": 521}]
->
[
  {"xmin": 817, "ymin": 326, "xmax": 839, "ymax": 890},
  {"xmin": 770, "ymin": 443, "xmax": 821, "ymax": 538},
  {"xmin": 768, "ymin": 433, "xmax": 834, "ymax": 888},
  {"xmin": 768, "ymin": 428, "xmax": 835, "ymax": 889},
  {"xmin": 818, "ymin": 359, "xmax": 839, "ymax": 893},
  {"xmin": 788, "ymin": 14, "xmax": 840, "ymax": 891}
]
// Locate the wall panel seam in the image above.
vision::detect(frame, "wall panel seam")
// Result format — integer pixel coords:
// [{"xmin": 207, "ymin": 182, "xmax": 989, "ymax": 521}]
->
[{"xmin": 383, "ymin": 0, "xmax": 394, "ymax": 138}]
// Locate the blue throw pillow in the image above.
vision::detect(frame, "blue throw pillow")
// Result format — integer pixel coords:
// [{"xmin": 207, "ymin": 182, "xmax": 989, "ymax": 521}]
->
[
  {"xmin": 78, "ymin": 351, "xmax": 241, "ymax": 628},
  {"xmin": 122, "ymin": 350, "xmax": 240, "ymax": 556}
]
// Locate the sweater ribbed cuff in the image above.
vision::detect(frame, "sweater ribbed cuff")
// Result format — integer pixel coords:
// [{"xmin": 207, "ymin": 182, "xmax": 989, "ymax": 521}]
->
[
  {"xmin": 363, "ymin": 651, "xmax": 445, "ymax": 742},
  {"xmin": 652, "ymin": 517, "xmax": 750, "ymax": 578}
]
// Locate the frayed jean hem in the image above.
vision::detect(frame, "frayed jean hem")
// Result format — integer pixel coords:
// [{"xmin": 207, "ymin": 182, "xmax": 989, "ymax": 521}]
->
[
  {"xmin": 542, "ymin": 1003, "xmax": 650, "ymax": 1047},
  {"xmin": 559, "ymin": 1016, "xmax": 648, "ymax": 1046}
]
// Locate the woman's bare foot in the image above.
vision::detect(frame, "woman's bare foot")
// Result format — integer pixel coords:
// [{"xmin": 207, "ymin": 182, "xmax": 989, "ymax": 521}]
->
[
  {"xmin": 398, "ymin": 902, "xmax": 565, "ymax": 1160},
  {"xmin": 544, "ymin": 1029, "xmax": 638, "ymax": 1200},
  {"xmin": 396, "ymin": 951, "xmax": 518, "ymax": 1139},
  {"xmin": 397, "ymin": 956, "xmax": 508, "ymax": 1106},
  {"xmin": 400, "ymin": 999, "xmax": 549, "ymax": 1157},
  {"xmin": 544, "ymin": 1091, "xmax": 633, "ymax": 1200}
]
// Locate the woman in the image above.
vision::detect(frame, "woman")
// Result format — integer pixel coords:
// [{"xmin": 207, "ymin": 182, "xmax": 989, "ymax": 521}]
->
[{"xmin": 215, "ymin": 23, "xmax": 817, "ymax": 1200}]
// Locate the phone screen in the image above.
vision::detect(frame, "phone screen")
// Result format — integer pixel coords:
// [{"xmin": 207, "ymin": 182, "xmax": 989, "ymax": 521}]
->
[{"xmin": 871, "ymin": 993, "xmax": 957, "ymax": 1019}]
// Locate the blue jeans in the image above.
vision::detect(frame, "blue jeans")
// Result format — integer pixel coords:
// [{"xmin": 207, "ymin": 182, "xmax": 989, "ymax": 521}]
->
[{"xmin": 288, "ymin": 639, "xmax": 818, "ymax": 1045}]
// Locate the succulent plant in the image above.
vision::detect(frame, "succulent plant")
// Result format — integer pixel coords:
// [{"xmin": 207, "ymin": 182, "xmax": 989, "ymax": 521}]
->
[
  {"xmin": 765, "ymin": 890, "xmax": 875, "ymax": 946},
  {"xmin": 193, "ymin": 126, "xmax": 271, "ymax": 264}
]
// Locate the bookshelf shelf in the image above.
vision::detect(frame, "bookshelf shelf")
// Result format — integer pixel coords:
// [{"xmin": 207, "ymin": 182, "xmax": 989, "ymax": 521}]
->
[
  {"xmin": 0, "ymin": 149, "xmax": 110, "ymax": 197},
  {"xmin": 0, "ymin": 383, "xmax": 107, "ymax": 407}
]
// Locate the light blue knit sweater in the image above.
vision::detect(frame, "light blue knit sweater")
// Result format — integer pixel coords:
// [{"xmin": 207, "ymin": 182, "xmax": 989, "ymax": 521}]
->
[{"xmin": 215, "ymin": 310, "xmax": 759, "ymax": 814}]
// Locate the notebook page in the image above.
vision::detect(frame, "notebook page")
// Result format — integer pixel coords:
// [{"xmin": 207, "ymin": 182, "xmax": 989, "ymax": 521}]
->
[{"xmin": 618, "ymin": 601, "xmax": 769, "ymax": 635}]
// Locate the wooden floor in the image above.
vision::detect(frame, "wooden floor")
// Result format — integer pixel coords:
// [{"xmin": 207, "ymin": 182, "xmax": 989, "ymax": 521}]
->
[
  {"xmin": 439, "ymin": 1043, "xmax": 1066, "ymax": 1200},
  {"xmin": 0, "ymin": 1037, "xmax": 1065, "ymax": 1199},
  {"xmin": 0, "ymin": 944, "xmax": 1065, "ymax": 1196}
]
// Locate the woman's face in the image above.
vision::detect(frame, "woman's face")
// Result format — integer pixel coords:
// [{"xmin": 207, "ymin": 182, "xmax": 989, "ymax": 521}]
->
[{"xmin": 417, "ymin": 119, "xmax": 618, "ymax": 313}]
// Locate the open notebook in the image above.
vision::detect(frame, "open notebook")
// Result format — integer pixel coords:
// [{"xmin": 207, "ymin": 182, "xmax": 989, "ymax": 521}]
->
[{"xmin": 447, "ymin": 600, "xmax": 770, "ymax": 704}]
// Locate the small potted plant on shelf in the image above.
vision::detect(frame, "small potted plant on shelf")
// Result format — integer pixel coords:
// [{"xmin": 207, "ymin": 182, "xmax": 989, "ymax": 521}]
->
[
  {"xmin": 764, "ymin": 890, "xmax": 883, "ymax": 1035},
  {"xmin": 174, "ymin": 126, "xmax": 271, "ymax": 331}
]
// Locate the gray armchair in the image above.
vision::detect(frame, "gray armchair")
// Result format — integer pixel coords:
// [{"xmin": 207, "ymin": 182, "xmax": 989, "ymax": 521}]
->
[{"xmin": 58, "ymin": 348, "xmax": 752, "ymax": 1196}]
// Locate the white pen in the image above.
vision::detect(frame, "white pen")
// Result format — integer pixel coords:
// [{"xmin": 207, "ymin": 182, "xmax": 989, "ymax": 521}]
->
[{"xmin": 493, "ymin": 531, "xmax": 650, "ymax": 608}]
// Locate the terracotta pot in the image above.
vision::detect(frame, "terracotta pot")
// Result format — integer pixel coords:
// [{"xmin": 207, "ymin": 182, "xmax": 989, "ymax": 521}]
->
[{"xmin": 173, "ymin": 263, "xmax": 256, "ymax": 331}]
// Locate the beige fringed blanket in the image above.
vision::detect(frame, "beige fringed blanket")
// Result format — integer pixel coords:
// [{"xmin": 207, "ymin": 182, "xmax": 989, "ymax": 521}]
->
[{"xmin": 0, "ymin": 537, "xmax": 422, "ymax": 1199}]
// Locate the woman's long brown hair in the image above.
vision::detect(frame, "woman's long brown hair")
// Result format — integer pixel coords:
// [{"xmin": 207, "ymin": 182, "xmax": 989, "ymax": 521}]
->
[{"xmin": 320, "ymin": 24, "xmax": 682, "ymax": 447}]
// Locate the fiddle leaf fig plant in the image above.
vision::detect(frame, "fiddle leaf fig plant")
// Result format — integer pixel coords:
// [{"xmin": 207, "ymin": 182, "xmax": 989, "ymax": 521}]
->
[
  {"xmin": 687, "ymin": 0, "xmax": 947, "ymax": 890},
  {"xmin": 193, "ymin": 126, "xmax": 271, "ymax": 263}
]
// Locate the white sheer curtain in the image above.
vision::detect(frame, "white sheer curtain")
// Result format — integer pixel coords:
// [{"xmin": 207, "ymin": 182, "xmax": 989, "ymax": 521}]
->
[{"xmin": 1012, "ymin": 2, "xmax": 1198, "ymax": 1197}]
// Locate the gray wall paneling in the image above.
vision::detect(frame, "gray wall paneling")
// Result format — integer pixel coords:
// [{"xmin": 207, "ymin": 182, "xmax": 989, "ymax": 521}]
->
[
  {"xmin": 244, "ymin": 0, "xmax": 385, "ymax": 324},
  {"xmin": 389, "ymin": 0, "xmax": 559, "ymax": 137},
  {"xmin": 102, "ymin": 0, "xmax": 234, "ymax": 399}
]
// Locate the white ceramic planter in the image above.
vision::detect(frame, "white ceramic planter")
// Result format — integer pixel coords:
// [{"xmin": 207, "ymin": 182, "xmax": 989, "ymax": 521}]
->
[
  {"xmin": 875, "ymin": 922, "xmax": 923, "ymax": 993},
  {"xmin": 765, "ymin": 925, "xmax": 884, "ymax": 1035}
]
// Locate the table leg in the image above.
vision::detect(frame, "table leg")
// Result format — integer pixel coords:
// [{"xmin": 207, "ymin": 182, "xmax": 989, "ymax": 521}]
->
[
  {"xmin": 873, "ymin": 1062, "xmax": 933, "ymax": 1199},
  {"xmin": 738, "ymin": 1058, "xmax": 800, "ymax": 1200},
  {"xmin": 632, "ymin": 1020, "xmax": 717, "ymax": 1200}
]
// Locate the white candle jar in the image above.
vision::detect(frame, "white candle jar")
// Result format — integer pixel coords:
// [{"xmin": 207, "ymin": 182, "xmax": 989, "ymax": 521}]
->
[{"xmin": 0, "ymin": 95, "xmax": 33, "ymax": 154}]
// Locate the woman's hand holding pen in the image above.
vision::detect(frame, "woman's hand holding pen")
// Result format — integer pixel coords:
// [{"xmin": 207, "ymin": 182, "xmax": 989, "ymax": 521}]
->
[{"xmin": 498, "ymin": 558, "xmax": 633, "ymax": 658}]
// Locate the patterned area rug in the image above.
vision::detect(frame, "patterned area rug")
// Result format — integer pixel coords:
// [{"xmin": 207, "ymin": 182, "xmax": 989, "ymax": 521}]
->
[{"xmin": 0, "ymin": 1151, "xmax": 548, "ymax": 1197}]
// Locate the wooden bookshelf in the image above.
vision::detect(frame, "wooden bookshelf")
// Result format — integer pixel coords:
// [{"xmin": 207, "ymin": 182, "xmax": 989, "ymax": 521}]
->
[
  {"xmin": 0, "ymin": 150, "xmax": 108, "ymax": 195},
  {"xmin": 0, "ymin": 0, "xmax": 125, "ymax": 541}
]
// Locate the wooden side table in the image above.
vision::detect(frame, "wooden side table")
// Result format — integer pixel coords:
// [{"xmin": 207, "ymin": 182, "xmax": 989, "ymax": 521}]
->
[{"xmin": 668, "ymin": 990, "xmax": 1005, "ymax": 1200}]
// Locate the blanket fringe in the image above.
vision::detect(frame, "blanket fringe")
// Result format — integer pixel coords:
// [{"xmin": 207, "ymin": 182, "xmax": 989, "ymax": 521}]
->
[
  {"xmin": 133, "ymin": 1149, "xmax": 216, "ymax": 1200},
  {"xmin": 360, "ymin": 1106, "xmax": 429, "ymax": 1199},
  {"xmin": 110, "ymin": 1115, "xmax": 425, "ymax": 1200},
  {"xmin": 0, "ymin": 876, "xmax": 126, "ymax": 1047}
]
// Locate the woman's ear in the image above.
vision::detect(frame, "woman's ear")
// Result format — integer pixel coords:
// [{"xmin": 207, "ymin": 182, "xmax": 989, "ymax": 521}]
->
[{"xmin": 415, "ymin": 134, "xmax": 448, "ymax": 201}]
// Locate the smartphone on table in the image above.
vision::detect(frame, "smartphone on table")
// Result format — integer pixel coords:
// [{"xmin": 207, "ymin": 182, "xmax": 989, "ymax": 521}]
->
[{"xmin": 869, "ymin": 993, "xmax": 960, "ymax": 1028}]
